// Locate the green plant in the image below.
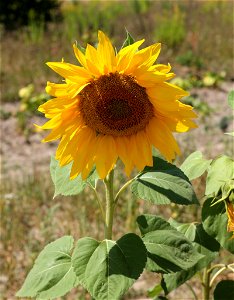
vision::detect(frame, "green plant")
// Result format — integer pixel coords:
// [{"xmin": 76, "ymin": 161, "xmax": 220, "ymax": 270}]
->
[{"xmin": 16, "ymin": 32, "xmax": 234, "ymax": 300}]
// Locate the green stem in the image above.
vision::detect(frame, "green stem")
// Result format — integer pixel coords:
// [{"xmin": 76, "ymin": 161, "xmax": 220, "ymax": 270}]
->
[
  {"xmin": 202, "ymin": 266, "xmax": 211, "ymax": 300},
  {"xmin": 210, "ymin": 267, "xmax": 226, "ymax": 287},
  {"xmin": 104, "ymin": 169, "xmax": 115, "ymax": 240},
  {"xmin": 91, "ymin": 186, "xmax": 105, "ymax": 223},
  {"xmin": 207, "ymin": 263, "xmax": 226, "ymax": 274},
  {"xmin": 114, "ymin": 177, "xmax": 135, "ymax": 204}
]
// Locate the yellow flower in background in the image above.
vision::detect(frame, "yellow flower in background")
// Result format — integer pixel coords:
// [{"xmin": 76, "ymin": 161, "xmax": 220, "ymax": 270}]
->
[{"xmin": 38, "ymin": 31, "xmax": 197, "ymax": 179}]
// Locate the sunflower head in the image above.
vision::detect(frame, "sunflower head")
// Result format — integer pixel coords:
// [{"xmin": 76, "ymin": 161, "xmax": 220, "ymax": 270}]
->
[{"xmin": 38, "ymin": 31, "xmax": 197, "ymax": 179}]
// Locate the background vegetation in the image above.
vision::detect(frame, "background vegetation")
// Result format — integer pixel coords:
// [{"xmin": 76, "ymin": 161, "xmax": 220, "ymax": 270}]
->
[{"xmin": 1, "ymin": 0, "xmax": 233, "ymax": 299}]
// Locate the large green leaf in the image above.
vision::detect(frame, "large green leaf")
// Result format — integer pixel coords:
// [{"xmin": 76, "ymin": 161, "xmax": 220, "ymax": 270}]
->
[
  {"xmin": 50, "ymin": 156, "xmax": 98, "ymax": 197},
  {"xmin": 72, "ymin": 233, "xmax": 147, "ymax": 300},
  {"xmin": 180, "ymin": 151, "xmax": 212, "ymax": 181},
  {"xmin": 16, "ymin": 236, "xmax": 78, "ymax": 298},
  {"xmin": 131, "ymin": 156, "xmax": 198, "ymax": 205},
  {"xmin": 205, "ymin": 155, "xmax": 234, "ymax": 196},
  {"xmin": 136, "ymin": 215, "xmax": 203, "ymax": 273},
  {"xmin": 168, "ymin": 219, "xmax": 197, "ymax": 241},
  {"xmin": 202, "ymin": 197, "xmax": 234, "ymax": 253},
  {"xmin": 161, "ymin": 223, "xmax": 220, "ymax": 294},
  {"xmin": 137, "ymin": 214, "xmax": 175, "ymax": 235},
  {"xmin": 213, "ymin": 280, "xmax": 234, "ymax": 300}
]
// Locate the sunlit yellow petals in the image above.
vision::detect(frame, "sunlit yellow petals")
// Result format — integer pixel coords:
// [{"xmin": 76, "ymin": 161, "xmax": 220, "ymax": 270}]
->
[
  {"xmin": 163, "ymin": 117, "xmax": 198, "ymax": 133},
  {"xmin": 152, "ymin": 63, "xmax": 171, "ymax": 73},
  {"xmin": 115, "ymin": 136, "xmax": 133, "ymax": 177},
  {"xmin": 56, "ymin": 134, "xmax": 76, "ymax": 163},
  {"xmin": 67, "ymin": 82, "xmax": 89, "ymax": 98},
  {"xmin": 146, "ymin": 117, "xmax": 180, "ymax": 161},
  {"xmin": 73, "ymin": 43, "xmax": 102, "ymax": 77},
  {"xmin": 128, "ymin": 135, "xmax": 140, "ymax": 170},
  {"xmin": 73, "ymin": 44, "xmax": 87, "ymax": 67},
  {"xmin": 39, "ymin": 114, "xmax": 61, "ymax": 130},
  {"xmin": 45, "ymin": 82, "xmax": 69, "ymax": 97},
  {"xmin": 94, "ymin": 135, "xmax": 118, "ymax": 179},
  {"xmin": 80, "ymin": 44, "xmax": 102, "ymax": 76},
  {"xmin": 56, "ymin": 124, "xmax": 83, "ymax": 160},
  {"xmin": 165, "ymin": 73, "xmax": 176, "ymax": 80},
  {"xmin": 175, "ymin": 119, "xmax": 197, "ymax": 132},
  {"xmin": 128, "ymin": 134, "xmax": 151, "ymax": 171},
  {"xmin": 116, "ymin": 39, "xmax": 145, "ymax": 72},
  {"xmin": 69, "ymin": 128, "xmax": 96, "ymax": 179},
  {"xmin": 46, "ymin": 62, "xmax": 91, "ymax": 81},
  {"xmin": 147, "ymin": 82, "xmax": 189, "ymax": 102},
  {"xmin": 135, "ymin": 130, "xmax": 153, "ymax": 167},
  {"xmin": 39, "ymin": 31, "xmax": 197, "ymax": 180},
  {"xmin": 134, "ymin": 68, "xmax": 167, "ymax": 87},
  {"xmin": 85, "ymin": 59, "xmax": 101, "ymax": 77},
  {"xmin": 141, "ymin": 43, "xmax": 161, "ymax": 68},
  {"xmin": 126, "ymin": 43, "xmax": 161, "ymax": 73},
  {"xmin": 64, "ymin": 127, "xmax": 95, "ymax": 175},
  {"xmin": 42, "ymin": 127, "xmax": 62, "ymax": 143},
  {"xmin": 38, "ymin": 97, "xmax": 77, "ymax": 115},
  {"xmin": 97, "ymin": 30, "xmax": 116, "ymax": 73}
]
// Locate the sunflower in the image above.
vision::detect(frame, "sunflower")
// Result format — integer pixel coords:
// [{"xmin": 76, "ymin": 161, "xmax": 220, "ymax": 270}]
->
[{"xmin": 38, "ymin": 31, "xmax": 197, "ymax": 179}]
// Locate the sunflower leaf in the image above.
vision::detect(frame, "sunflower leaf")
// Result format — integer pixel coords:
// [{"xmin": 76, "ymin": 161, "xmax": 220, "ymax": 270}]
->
[
  {"xmin": 136, "ymin": 215, "xmax": 204, "ymax": 274},
  {"xmin": 202, "ymin": 197, "xmax": 234, "ymax": 253},
  {"xmin": 50, "ymin": 156, "xmax": 98, "ymax": 197},
  {"xmin": 161, "ymin": 222, "xmax": 220, "ymax": 294},
  {"xmin": 180, "ymin": 151, "xmax": 212, "ymax": 181},
  {"xmin": 16, "ymin": 236, "xmax": 78, "ymax": 298},
  {"xmin": 131, "ymin": 156, "xmax": 198, "ymax": 205},
  {"xmin": 71, "ymin": 233, "xmax": 147, "ymax": 300},
  {"xmin": 205, "ymin": 155, "xmax": 234, "ymax": 196},
  {"xmin": 121, "ymin": 29, "xmax": 135, "ymax": 49}
]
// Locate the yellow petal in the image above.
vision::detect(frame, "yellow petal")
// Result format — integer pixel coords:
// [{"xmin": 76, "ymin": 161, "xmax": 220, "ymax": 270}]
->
[
  {"xmin": 147, "ymin": 82, "xmax": 189, "ymax": 102},
  {"xmin": 46, "ymin": 62, "xmax": 91, "ymax": 82},
  {"xmin": 134, "ymin": 67, "xmax": 167, "ymax": 87},
  {"xmin": 116, "ymin": 39, "xmax": 145, "ymax": 72},
  {"xmin": 97, "ymin": 30, "xmax": 116, "ymax": 73},
  {"xmin": 45, "ymin": 82, "xmax": 70, "ymax": 97},
  {"xmin": 115, "ymin": 136, "xmax": 134, "ymax": 177},
  {"xmin": 94, "ymin": 135, "xmax": 118, "ymax": 179},
  {"xmin": 150, "ymin": 63, "xmax": 171, "ymax": 73},
  {"xmin": 84, "ymin": 45, "xmax": 102, "ymax": 76},
  {"xmin": 70, "ymin": 128, "xmax": 96, "ymax": 179},
  {"xmin": 146, "ymin": 117, "xmax": 180, "ymax": 161},
  {"xmin": 73, "ymin": 44, "xmax": 87, "ymax": 67},
  {"xmin": 127, "ymin": 43, "xmax": 161, "ymax": 73}
]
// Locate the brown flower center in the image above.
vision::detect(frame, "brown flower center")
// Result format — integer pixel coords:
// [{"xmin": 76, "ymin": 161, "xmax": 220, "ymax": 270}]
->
[{"xmin": 79, "ymin": 72, "xmax": 154, "ymax": 136}]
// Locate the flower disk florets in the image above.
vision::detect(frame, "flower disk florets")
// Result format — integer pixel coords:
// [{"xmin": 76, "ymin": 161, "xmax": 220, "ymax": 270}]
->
[{"xmin": 79, "ymin": 72, "xmax": 154, "ymax": 136}]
